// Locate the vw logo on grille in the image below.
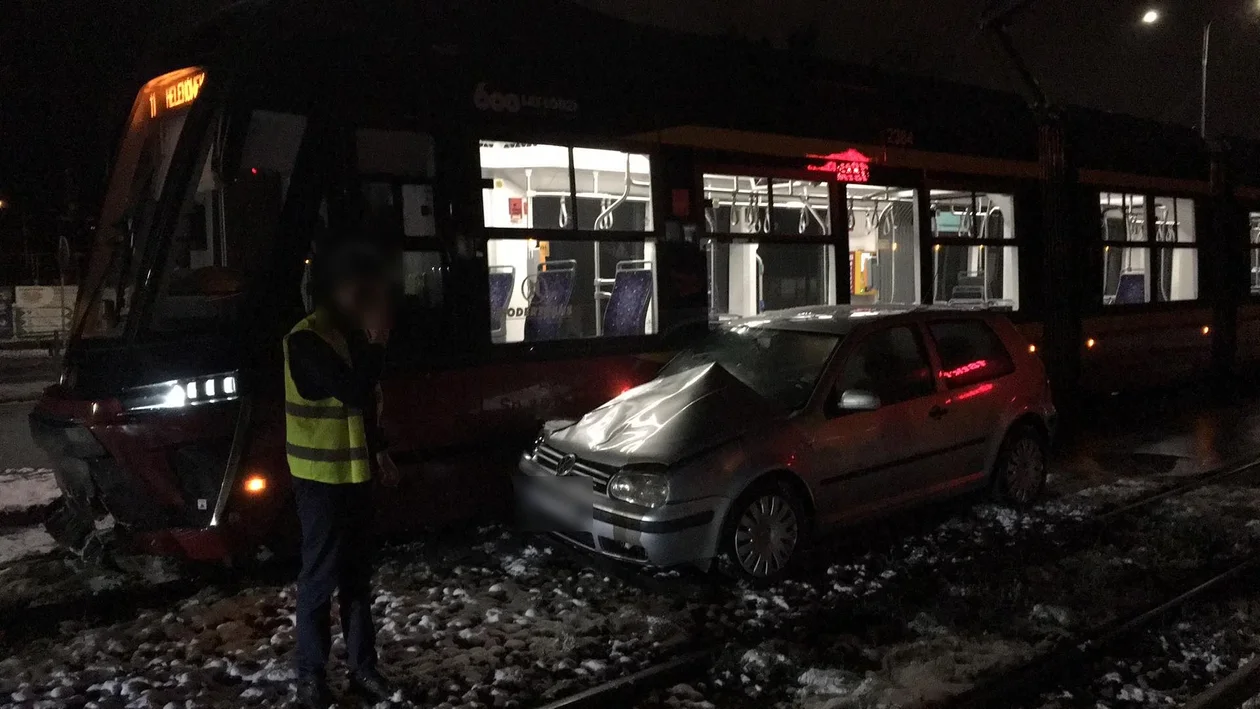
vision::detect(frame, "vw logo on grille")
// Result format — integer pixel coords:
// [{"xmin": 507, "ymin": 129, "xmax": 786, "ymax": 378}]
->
[{"xmin": 556, "ymin": 454, "xmax": 577, "ymax": 476}]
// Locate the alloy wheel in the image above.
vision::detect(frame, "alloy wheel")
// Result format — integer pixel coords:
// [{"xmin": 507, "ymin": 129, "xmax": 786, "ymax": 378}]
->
[
  {"xmin": 734, "ymin": 494, "xmax": 799, "ymax": 577},
  {"xmin": 1006, "ymin": 438, "xmax": 1045, "ymax": 504}
]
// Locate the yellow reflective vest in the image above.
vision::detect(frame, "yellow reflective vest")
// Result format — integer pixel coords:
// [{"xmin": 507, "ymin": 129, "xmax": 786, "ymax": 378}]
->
[{"xmin": 283, "ymin": 309, "xmax": 371, "ymax": 484}]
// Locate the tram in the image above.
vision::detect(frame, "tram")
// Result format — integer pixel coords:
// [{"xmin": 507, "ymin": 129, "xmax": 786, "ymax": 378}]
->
[{"xmin": 30, "ymin": 0, "xmax": 1260, "ymax": 560}]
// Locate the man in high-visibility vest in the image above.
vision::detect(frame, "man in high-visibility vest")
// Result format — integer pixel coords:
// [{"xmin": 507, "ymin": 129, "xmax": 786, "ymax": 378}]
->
[{"xmin": 286, "ymin": 244, "xmax": 400, "ymax": 709}]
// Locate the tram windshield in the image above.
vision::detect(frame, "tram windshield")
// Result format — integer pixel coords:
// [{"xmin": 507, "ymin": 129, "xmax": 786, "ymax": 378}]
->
[
  {"xmin": 76, "ymin": 67, "xmax": 307, "ymax": 339},
  {"xmin": 76, "ymin": 68, "xmax": 207, "ymax": 338}
]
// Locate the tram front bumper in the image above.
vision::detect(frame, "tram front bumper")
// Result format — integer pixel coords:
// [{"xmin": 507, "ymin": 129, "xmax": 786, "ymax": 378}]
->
[{"xmin": 514, "ymin": 454, "xmax": 723, "ymax": 568}]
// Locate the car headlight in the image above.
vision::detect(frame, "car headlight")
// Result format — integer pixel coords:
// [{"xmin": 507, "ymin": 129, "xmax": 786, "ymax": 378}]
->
[{"xmin": 607, "ymin": 465, "xmax": 670, "ymax": 509}]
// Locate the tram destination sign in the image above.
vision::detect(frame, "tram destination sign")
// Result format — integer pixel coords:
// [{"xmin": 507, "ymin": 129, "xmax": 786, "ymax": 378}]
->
[
  {"xmin": 805, "ymin": 149, "xmax": 872, "ymax": 183},
  {"xmin": 146, "ymin": 70, "xmax": 206, "ymax": 119}
]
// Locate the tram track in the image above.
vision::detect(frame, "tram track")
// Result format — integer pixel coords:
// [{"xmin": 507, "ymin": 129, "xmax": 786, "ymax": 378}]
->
[
  {"xmin": 531, "ymin": 455, "xmax": 1260, "ymax": 709},
  {"xmin": 0, "ymin": 559, "xmax": 298, "ymax": 651},
  {"xmin": 1183, "ymin": 655, "xmax": 1260, "ymax": 709},
  {"xmin": 935, "ymin": 553, "xmax": 1260, "ymax": 709}
]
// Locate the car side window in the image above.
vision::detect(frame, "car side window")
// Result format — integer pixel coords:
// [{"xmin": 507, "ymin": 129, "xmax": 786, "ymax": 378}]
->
[
  {"xmin": 838, "ymin": 326, "xmax": 936, "ymax": 405},
  {"xmin": 928, "ymin": 319, "xmax": 1015, "ymax": 389}
]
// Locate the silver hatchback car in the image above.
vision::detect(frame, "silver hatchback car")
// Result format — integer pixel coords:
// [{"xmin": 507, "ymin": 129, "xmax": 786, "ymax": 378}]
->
[{"xmin": 515, "ymin": 306, "xmax": 1056, "ymax": 580}]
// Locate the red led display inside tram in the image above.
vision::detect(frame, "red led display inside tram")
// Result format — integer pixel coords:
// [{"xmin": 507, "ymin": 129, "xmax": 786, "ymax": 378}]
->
[{"xmin": 805, "ymin": 149, "xmax": 872, "ymax": 183}]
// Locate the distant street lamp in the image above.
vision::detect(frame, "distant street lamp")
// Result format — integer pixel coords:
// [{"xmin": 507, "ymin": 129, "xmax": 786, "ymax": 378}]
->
[{"xmin": 1140, "ymin": 8, "xmax": 1211, "ymax": 139}]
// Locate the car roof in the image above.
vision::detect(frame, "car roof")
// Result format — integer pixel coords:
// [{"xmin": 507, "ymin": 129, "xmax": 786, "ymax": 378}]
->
[{"xmin": 721, "ymin": 304, "xmax": 1003, "ymax": 336}]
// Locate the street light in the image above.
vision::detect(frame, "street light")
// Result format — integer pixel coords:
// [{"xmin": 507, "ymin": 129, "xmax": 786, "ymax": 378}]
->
[{"xmin": 1140, "ymin": 8, "xmax": 1210, "ymax": 139}]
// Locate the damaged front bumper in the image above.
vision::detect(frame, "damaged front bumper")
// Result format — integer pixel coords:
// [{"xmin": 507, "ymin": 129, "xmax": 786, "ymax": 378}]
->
[
  {"xmin": 514, "ymin": 453, "xmax": 724, "ymax": 568},
  {"xmin": 28, "ymin": 388, "xmax": 255, "ymax": 562}
]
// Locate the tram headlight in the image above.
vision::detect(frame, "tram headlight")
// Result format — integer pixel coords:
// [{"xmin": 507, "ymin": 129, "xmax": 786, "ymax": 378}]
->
[
  {"xmin": 161, "ymin": 384, "xmax": 188, "ymax": 409},
  {"xmin": 121, "ymin": 372, "xmax": 243, "ymax": 411},
  {"xmin": 608, "ymin": 465, "xmax": 670, "ymax": 509}
]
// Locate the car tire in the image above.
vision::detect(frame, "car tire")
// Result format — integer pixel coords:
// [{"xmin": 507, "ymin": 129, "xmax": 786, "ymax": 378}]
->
[
  {"xmin": 992, "ymin": 424, "xmax": 1048, "ymax": 507},
  {"xmin": 716, "ymin": 478, "xmax": 807, "ymax": 582}
]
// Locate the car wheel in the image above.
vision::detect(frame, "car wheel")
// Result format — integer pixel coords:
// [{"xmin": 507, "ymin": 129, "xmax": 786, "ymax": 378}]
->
[
  {"xmin": 717, "ymin": 480, "xmax": 806, "ymax": 582},
  {"xmin": 993, "ymin": 424, "xmax": 1048, "ymax": 507}
]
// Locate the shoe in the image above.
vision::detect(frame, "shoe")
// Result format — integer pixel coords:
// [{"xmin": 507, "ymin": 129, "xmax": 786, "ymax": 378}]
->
[
  {"xmin": 349, "ymin": 668, "xmax": 397, "ymax": 703},
  {"xmin": 296, "ymin": 676, "xmax": 335, "ymax": 709}
]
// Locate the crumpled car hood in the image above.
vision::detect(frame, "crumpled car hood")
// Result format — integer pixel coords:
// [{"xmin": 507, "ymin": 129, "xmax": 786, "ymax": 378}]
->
[{"xmin": 548, "ymin": 362, "xmax": 781, "ymax": 466}]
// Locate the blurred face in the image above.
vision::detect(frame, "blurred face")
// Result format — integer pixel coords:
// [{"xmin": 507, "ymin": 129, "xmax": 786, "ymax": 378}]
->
[{"xmin": 330, "ymin": 276, "xmax": 389, "ymax": 324}]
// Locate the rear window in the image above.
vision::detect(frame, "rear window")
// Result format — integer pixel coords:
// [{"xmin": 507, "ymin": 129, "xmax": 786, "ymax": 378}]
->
[{"xmin": 929, "ymin": 320, "xmax": 1015, "ymax": 389}]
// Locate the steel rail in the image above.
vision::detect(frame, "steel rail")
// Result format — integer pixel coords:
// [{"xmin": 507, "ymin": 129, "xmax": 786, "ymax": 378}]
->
[
  {"xmin": 934, "ymin": 554, "xmax": 1260, "ymax": 709},
  {"xmin": 1183, "ymin": 655, "xmax": 1260, "ymax": 709},
  {"xmin": 532, "ymin": 649, "xmax": 718, "ymax": 709}
]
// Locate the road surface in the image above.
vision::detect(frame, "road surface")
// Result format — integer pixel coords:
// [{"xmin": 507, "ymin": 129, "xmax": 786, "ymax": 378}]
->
[{"xmin": 0, "ymin": 400, "xmax": 58, "ymax": 563}]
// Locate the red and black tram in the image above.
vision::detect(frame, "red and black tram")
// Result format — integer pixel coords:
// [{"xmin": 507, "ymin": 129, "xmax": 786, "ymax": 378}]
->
[{"xmin": 30, "ymin": 0, "xmax": 1260, "ymax": 561}]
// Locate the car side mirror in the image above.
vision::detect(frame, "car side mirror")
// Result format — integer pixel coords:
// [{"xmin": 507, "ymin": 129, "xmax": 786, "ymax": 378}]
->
[{"xmin": 838, "ymin": 389, "xmax": 881, "ymax": 412}]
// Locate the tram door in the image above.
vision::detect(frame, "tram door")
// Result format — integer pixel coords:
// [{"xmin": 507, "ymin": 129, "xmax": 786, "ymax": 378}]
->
[{"xmin": 846, "ymin": 184, "xmax": 921, "ymax": 306}]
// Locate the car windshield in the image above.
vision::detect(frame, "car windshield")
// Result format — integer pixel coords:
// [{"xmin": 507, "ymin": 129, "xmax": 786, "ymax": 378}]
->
[{"xmin": 660, "ymin": 325, "xmax": 840, "ymax": 409}]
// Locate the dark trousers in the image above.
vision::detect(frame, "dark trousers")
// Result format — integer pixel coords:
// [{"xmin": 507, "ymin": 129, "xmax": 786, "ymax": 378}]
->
[{"xmin": 293, "ymin": 478, "xmax": 378, "ymax": 680}]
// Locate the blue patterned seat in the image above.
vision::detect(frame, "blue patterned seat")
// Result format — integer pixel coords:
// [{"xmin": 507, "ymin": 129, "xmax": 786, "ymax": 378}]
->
[
  {"xmin": 1114, "ymin": 272, "xmax": 1146, "ymax": 304},
  {"xmin": 488, "ymin": 268, "xmax": 515, "ymax": 341},
  {"xmin": 524, "ymin": 267, "xmax": 576, "ymax": 341},
  {"xmin": 603, "ymin": 269, "xmax": 654, "ymax": 337}
]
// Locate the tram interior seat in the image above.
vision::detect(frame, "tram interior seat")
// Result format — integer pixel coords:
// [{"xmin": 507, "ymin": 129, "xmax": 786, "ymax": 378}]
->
[
  {"xmin": 488, "ymin": 266, "xmax": 515, "ymax": 344},
  {"xmin": 948, "ymin": 272, "xmax": 988, "ymax": 304},
  {"xmin": 524, "ymin": 260, "xmax": 577, "ymax": 342},
  {"xmin": 1113, "ymin": 271, "xmax": 1146, "ymax": 305},
  {"xmin": 602, "ymin": 261, "xmax": 654, "ymax": 337}
]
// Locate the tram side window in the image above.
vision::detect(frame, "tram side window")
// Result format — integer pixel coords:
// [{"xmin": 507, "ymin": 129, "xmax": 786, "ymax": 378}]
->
[
  {"xmin": 354, "ymin": 129, "xmax": 438, "ymax": 239},
  {"xmin": 479, "ymin": 142, "xmax": 652, "ymax": 231},
  {"xmin": 928, "ymin": 190, "xmax": 1019, "ymax": 311},
  {"xmin": 1101, "ymin": 192, "xmax": 1198, "ymax": 304},
  {"xmin": 149, "ymin": 110, "xmax": 307, "ymax": 333},
  {"xmin": 703, "ymin": 174, "xmax": 837, "ymax": 317},
  {"xmin": 358, "ymin": 129, "xmax": 436, "ymax": 178},
  {"xmin": 1250, "ymin": 212, "xmax": 1260, "ymax": 295},
  {"xmin": 345, "ymin": 129, "xmax": 444, "ymax": 334},
  {"xmin": 481, "ymin": 141, "xmax": 657, "ymax": 343},
  {"xmin": 486, "ymin": 238, "xmax": 657, "ymax": 343},
  {"xmin": 848, "ymin": 184, "xmax": 921, "ymax": 306}
]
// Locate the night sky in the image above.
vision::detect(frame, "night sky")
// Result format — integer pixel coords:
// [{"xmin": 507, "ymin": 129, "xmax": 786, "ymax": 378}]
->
[
  {"xmin": 574, "ymin": 0, "xmax": 1259, "ymax": 137},
  {"xmin": 0, "ymin": 0, "xmax": 1256, "ymax": 250}
]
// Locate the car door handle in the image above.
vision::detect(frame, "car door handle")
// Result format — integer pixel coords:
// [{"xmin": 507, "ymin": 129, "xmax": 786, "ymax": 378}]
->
[{"xmin": 928, "ymin": 405, "xmax": 950, "ymax": 420}]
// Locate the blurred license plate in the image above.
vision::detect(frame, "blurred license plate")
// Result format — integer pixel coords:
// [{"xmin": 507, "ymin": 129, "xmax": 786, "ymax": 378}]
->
[{"xmin": 517, "ymin": 474, "xmax": 593, "ymax": 532}]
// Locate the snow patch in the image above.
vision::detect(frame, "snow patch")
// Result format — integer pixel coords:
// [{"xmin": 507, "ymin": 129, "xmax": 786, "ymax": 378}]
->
[{"xmin": 0, "ymin": 525, "xmax": 56, "ymax": 564}]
